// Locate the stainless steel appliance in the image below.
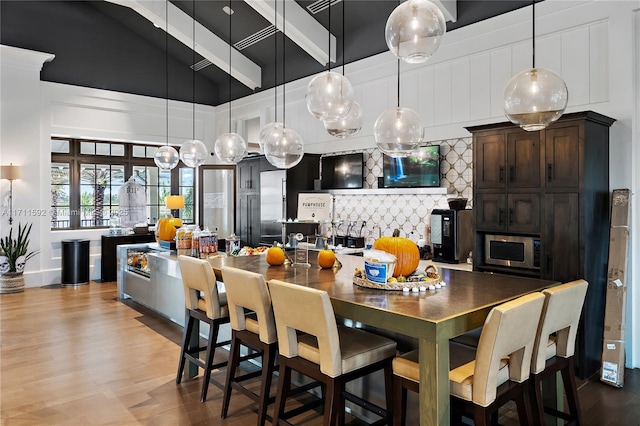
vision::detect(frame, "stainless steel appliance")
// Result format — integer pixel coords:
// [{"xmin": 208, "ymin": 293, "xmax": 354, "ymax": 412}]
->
[
  {"xmin": 431, "ymin": 209, "xmax": 473, "ymax": 263},
  {"xmin": 484, "ymin": 234, "xmax": 541, "ymax": 270}
]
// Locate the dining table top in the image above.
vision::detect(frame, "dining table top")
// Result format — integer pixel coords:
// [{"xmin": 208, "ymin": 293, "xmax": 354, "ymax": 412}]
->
[{"xmin": 205, "ymin": 250, "xmax": 556, "ymax": 327}]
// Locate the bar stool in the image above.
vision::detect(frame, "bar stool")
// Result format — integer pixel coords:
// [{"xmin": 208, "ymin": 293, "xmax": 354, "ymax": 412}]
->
[
  {"xmin": 176, "ymin": 255, "xmax": 230, "ymax": 402},
  {"xmin": 530, "ymin": 279, "xmax": 588, "ymax": 425},
  {"xmin": 268, "ymin": 279, "xmax": 397, "ymax": 425},
  {"xmin": 220, "ymin": 266, "xmax": 279, "ymax": 426},
  {"xmin": 392, "ymin": 292, "xmax": 545, "ymax": 426}
]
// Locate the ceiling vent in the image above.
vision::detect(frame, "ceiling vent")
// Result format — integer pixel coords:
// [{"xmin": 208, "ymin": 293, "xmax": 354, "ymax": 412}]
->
[
  {"xmin": 306, "ymin": 0, "xmax": 342, "ymax": 15},
  {"xmin": 234, "ymin": 25, "xmax": 278, "ymax": 51},
  {"xmin": 190, "ymin": 59, "xmax": 212, "ymax": 72}
]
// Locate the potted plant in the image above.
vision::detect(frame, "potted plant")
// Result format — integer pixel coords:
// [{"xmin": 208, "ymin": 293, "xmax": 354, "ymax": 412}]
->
[{"xmin": 0, "ymin": 223, "xmax": 39, "ymax": 294}]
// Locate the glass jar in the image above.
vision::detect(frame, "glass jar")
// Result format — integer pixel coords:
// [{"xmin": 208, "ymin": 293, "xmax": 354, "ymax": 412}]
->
[
  {"xmin": 191, "ymin": 226, "xmax": 201, "ymax": 258},
  {"xmin": 176, "ymin": 225, "xmax": 193, "ymax": 256}
]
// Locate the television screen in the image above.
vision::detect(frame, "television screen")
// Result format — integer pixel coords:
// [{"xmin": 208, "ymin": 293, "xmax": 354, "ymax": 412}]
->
[
  {"xmin": 383, "ymin": 146, "xmax": 440, "ymax": 188},
  {"xmin": 321, "ymin": 153, "xmax": 364, "ymax": 189}
]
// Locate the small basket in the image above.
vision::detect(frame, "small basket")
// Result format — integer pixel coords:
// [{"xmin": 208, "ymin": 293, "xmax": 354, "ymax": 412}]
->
[{"xmin": 353, "ymin": 263, "xmax": 441, "ymax": 291}]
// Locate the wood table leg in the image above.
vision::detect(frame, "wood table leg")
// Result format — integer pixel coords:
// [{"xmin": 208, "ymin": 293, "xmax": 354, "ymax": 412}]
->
[{"xmin": 419, "ymin": 335, "xmax": 450, "ymax": 426}]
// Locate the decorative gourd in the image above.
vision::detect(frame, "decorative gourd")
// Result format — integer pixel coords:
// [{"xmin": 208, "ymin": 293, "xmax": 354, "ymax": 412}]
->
[
  {"xmin": 372, "ymin": 229, "xmax": 420, "ymax": 277},
  {"xmin": 266, "ymin": 246, "xmax": 285, "ymax": 266},
  {"xmin": 317, "ymin": 249, "xmax": 336, "ymax": 269},
  {"xmin": 156, "ymin": 215, "xmax": 183, "ymax": 242}
]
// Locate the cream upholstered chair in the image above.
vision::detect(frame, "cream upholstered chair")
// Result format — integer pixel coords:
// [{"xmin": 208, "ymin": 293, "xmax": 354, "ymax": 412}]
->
[
  {"xmin": 530, "ymin": 279, "xmax": 588, "ymax": 425},
  {"xmin": 392, "ymin": 292, "xmax": 545, "ymax": 426},
  {"xmin": 268, "ymin": 279, "xmax": 397, "ymax": 425},
  {"xmin": 176, "ymin": 255, "xmax": 230, "ymax": 403},
  {"xmin": 220, "ymin": 266, "xmax": 278, "ymax": 426}
]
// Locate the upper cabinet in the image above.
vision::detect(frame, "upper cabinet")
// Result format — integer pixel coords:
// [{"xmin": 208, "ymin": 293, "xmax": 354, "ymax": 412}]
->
[
  {"xmin": 543, "ymin": 125, "xmax": 580, "ymax": 189},
  {"xmin": 475, "ymin": 129, "xmax": 540, "ymax": 190}
]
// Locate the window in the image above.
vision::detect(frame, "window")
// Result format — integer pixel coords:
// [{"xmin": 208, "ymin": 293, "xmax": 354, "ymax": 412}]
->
[{"xmin": 51, "ymin": 138, "xmax": 195, "ymax": 230}]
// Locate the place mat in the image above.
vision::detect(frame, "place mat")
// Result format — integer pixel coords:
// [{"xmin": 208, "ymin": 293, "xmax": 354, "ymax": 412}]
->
[{"xmin": 353, "ymin": 263, "xmax": 441, "ymax": 291}]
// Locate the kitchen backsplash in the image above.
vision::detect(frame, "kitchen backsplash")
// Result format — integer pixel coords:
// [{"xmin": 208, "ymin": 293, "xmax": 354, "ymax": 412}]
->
[{"xmin": 320, "ymin": 138, "xmax": 473, "ymax": 241}]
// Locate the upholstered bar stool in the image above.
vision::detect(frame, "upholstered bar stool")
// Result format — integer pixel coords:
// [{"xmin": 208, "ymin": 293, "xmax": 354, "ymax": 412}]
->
[
  {"xmin": 392, "ymin": 292, "xmax": 545, "ymax": 426},
  {"xmin": 268, "ymin": 279, "xmax": 397, "ymax": 426},
  {"xmin": 220, "ymin": 266, "xmax": 279, "ymax": 426},
  {"xmin": 530, "ymin": 279, "xmax": 588, "ymax": 426},
  {"xmin": 176, "ymin": 255, "xmax": 230, "ymax": 402}
]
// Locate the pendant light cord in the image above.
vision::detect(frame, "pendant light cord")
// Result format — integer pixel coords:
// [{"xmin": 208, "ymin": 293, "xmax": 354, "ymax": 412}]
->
[
  {"xmin": 228, "ymin": 0, "xmax": 232, "ymax": 133},
  {"xmin": 274, "ymin": 0, "xmax": 278, "ymax": 122},
  {"xmin": 327, "ymin": 0, "xmax": 331, "ymax": 72},
  {"xmin": 342, "ymin": 0, "xmax": 345, "ymax": 76},
  {"xmin": 282, "ymin": 0, "xmax": 286, "ymax": 126},
  {"xmin": 192, "ymin": 0, "xmax": 196, "ymax": 140},
  {"xmin": 166, "ymin": 0, "xmax": 169, "ymax": 147},
  {"xmin": 396, "ymin": 0, "xmax": 400, "ymax": 108},
  {"xmin": 532, "ymin": 0, "xmax": 536, "ymax": 68}
]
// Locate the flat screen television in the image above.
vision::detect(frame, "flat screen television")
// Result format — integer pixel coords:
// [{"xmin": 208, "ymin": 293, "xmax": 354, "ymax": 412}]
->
[
  {"xmin": 321, "ymin": 153, "xmax": 364, "ymax": 189},
  {"xmin": 382, "ymin": 146, "xmax": 440, "ymax": 188}
]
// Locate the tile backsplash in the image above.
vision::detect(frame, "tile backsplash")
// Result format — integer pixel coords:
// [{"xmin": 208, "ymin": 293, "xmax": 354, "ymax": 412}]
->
[{"xmin": 319, "ymin": 138, "xmax": 473, "ymax": 241}]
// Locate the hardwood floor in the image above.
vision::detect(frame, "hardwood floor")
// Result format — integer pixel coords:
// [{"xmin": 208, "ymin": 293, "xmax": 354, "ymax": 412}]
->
[{"xmin": 1, "ymin": 282, "xmax": 638, "ymax": 425}]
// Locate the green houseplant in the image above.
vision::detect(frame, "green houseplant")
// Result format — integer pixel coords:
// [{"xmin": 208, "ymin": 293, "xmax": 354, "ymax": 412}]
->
[{"xmin": 0, "ymin": 223, "xmax": 39, "ymax": 293}]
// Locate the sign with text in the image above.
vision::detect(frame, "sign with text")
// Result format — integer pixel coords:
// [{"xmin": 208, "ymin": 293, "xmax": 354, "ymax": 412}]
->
[{"xmin": 297, "ymin": 193, "xmax": 331, "ymax": 222}]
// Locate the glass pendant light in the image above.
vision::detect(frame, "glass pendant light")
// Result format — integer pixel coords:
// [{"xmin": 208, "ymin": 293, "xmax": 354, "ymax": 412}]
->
[
  {"xmin": 305, "ymin": 0, "xmax": 353, "ymax": 121},
  {"xmin": 179, "ymin": 1, "xmax": 208, "ymax": 168},
  {"xmin": 262, "ymin": 0, "xmax": 304, "ymax": 169},
  {"xmin": 504, "ymin": 0, "xmax": 568, "ymax": 131},
  {"xmin": 374, "ymin": 59, "xmax": 422, "ymax": 157},
  {"xmin": 324, "ymin": 101, "xmax": 362, "ymax": 138},
  {"xmin": 213, "ymin": 0, "xmax": 247, "ymax": 164},
  {"xmin": 324, "ymin": 0, "xmax": 362, "ymax": 138},
  {"xmin": 154, "ymin": 0, "xmax": 179, "ymax": 171},
  {"xmin": 385, "ymin": 0, "xmax": 446, "ymax": 64}
]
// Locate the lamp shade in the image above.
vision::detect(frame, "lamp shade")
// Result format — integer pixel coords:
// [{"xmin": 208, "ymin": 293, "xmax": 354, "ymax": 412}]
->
[
  {"xmin": 214, "ymin": 132, "xmax": 247, "ymax": 164},
  {"xmin": 154, "ymin": 146, "xmax": 180, "ymax": 171},
  {"xmin": 263, "ymin": 124, "xmax": 304, "ymax": 169},
  {"xmin": 503, "ymin": 67, "xmax": 569, "ymax": 131},
  {"xmin": 1, "ymin": 164, "xmax": 20, "ymax": 181},
  {"xmin": 305, "ymin": 71, "xmax": 354, "ymax": 121},
  {"xmin": 385, "ymin": 0, "xmax": 446, "ymax": 64},
  {"xmin": 179, "ymin": 139, "xmax": 208, "ymax": 168},
  {"xmin": 165, "ymin": 195, "xmax": 185, "ymax": 210},
  {"xmin": 373, "ymin": 107, "xmax": 423, "ymax": 158},
  {"xmin": 324, "ymin": 101, "xmax": 363, "ymax": 138}
]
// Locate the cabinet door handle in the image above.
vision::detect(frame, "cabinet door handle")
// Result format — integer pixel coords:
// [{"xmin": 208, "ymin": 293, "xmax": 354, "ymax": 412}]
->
[
  {"xmin": 499, "ymin": 166, "xmax": 505, "ymax": 183},
  {"xmin": 547, "ymin": 163, "xmax": 553, "ymax": 182},
  {"xmin": 499, "ymin": 208, "xmax": 505, "ymax": 225},
  {"xmin": 509, "ymin": 165, "xmax": 515, "ymax": 183},
  {"xmin": 509, "ymin": 208, "xmax": 514, "ymax": 225}
]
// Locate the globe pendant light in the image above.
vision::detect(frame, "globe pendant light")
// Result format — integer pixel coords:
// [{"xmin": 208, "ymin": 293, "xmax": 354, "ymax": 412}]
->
[
  {"xmin": 385, "ymin": 0, "xmax": 446, "ymax": 64},
  {"xmin": 154, "ymin": 0, "xmax": 179, "ymax": 171},
  {"xmin": 213, "ymin": 0, "xmax": 247, "ymax": 164},
  {"xmin": 374, "ymin": 106, "xmax": 423, "ymax": 158},
  {"xmin": 504, "ymin": 0, "xmax": 568, "ymax": 131},
  {"xmin": 324, "ymin": 0, "xmax": 362, "ymax": 138},
  {"xmin": 374, "ymin": 59, "xmax": 423, "ymax": 158},
  {"xmin": 179, "ymin": 1, "xmax": 208, "ymax": 168},
  {"xmin": 262, "ymin": 0, "xmax": 304, "ymax": 169},
  {"xmin": 305, "ymin": 0, "xmax": 353, "ymax": 121},
  {"xmin": 324, "ymin": 101, "xmax": 362, "ymax": 138}
]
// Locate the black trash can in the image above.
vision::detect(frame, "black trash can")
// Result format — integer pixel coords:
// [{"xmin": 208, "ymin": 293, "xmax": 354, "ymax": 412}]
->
[{"xmin": 61, "ymin": 239, "xmax": 90, "ymax": 286}]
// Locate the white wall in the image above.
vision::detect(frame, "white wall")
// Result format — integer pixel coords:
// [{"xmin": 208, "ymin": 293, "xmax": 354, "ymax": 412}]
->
[{"xmin": 0, "ymin": 0, "xmax": 637, "ymax": 367}]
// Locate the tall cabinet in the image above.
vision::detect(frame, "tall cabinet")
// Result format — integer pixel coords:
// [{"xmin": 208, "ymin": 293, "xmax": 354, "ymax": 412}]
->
[
  {"xmin": 468, "ymin": 111, "xmax": 615, "ymax": 379},
  {"xmin": 236, "ymin": 154, "xmax": 320, "ymax": 247}
]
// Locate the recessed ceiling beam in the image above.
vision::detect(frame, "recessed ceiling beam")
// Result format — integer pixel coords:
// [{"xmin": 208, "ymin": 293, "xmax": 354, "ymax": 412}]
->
[
  {"xmin": 244, "ymin": 0, "xmax": 336, "ymax": 65},
  {"xmin": 433, "ymin": 0, "xmax": 457, "ymax": 23},
  {"xmin": 105, "ymin": 0, "xmax": 262, "ymax": 89}
]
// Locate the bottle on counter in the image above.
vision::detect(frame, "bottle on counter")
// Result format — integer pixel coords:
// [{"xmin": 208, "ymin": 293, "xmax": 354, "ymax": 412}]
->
[{"xmin": 226, "ymin": 233, "xmax": 240, "ymax": 256}]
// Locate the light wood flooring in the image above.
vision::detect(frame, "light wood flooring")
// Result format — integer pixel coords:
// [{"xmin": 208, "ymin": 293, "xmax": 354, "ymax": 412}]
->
[{"xmin": 1, "ymin": 281, "xmax": 639, "ymax": 425}]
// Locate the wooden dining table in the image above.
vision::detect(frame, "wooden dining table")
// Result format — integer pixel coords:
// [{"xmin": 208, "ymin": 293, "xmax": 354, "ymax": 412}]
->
[{"xmin": 207, "ymin": 251, "xmax": 557, "ymax": 426}]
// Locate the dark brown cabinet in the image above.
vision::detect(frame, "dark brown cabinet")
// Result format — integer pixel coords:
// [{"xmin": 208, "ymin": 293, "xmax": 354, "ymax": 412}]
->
[{"xmin": 468, "ymin": 111, "xmax": 615, "ymax": 379}]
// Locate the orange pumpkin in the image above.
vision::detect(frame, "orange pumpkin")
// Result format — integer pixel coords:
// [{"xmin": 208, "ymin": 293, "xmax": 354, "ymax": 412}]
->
[
  {"xmin": 317, "ymin": 249, "xmax": 336, "ymax": 269},
  {"xmin": 156, "ymin": 215, "xmax": 183, "ymax": 242},
  {"xmin": 372, "ymin": 229, "xmax": 419, "ymax": 277},
  {"xmin": 266, "ymin": 246, "xmax": 285, "ymax": 266}
]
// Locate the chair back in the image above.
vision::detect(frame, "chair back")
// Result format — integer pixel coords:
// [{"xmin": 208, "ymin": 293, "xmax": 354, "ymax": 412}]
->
[
  {"xmin": 178, "ymin": 255, "xmax": 224, "ymax": 320},
  {"xmin": 473, "ymin": 292, "xmax": 545, "ymax": 407},
  {"xmin": 268, "ymin": 279, "xmax": 341, "ymax": 377},
  {"xmin": 221, "ymin": 266, "xmax": 277, "ymax": 344},
  {"xmin": 531, "ymin": 279, "xmax": 588, "ymax": 374}
]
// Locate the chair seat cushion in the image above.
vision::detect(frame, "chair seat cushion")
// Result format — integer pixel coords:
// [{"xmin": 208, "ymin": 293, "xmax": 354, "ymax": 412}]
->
[
  {"xmin": 196, "ymin": 298, "xmax": 229, "ymax": 319},
  {"xmin": 392, "ymin": 342, "xmax": 478, "ymax": 383},
  {"xmin": 545, "ymin": 335, "xmax": 557, "ymax": 360},
  {"xmin": 449, "ymin": 353, "xmax": 509, "ymax": 403},
  {"xmin": 297, "ymin": 325, "xmax": 396, "ymax": 375},
  {"xmin": 246, "ymin": 317, "xmax": 260, "ymax": 335}
]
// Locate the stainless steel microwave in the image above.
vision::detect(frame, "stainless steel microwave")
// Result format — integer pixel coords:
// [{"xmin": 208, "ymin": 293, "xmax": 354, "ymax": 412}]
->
[{"xmin": 484, "ymin": 234, "xmax": 541, "ymax": 270}]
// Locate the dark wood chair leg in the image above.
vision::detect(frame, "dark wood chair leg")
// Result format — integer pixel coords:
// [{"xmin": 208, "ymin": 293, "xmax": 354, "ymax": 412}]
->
[
  {"xmin": 383, "ymin": 363, "xmax": 394, "ymax": 425},
  {"xmin": 200, "ymin": 322, "xmax": 220, "ymax": 402},
  {"xmin": 515, "ymin": 386, "xmax": 531, "ymax": 426},
  {"xmin": 530, "ymin": 373, "xmax": 545, "ymax": 426},
  {"xmin": 273, "ymin": 362, "xmax": 291, "ymax": 425},
  {"xmin": 561, "ymin": 357, "xmax": 582, "ymax": 425},
  {"xmin": 323, "ymin": 378, "xmax": 338, "ymax": 426},
  {"xmin": 392, "ymin": 376, "xmax": 406, "ymax": 426},
  {"xmin": 474, "ymin": 404, "xmax": 490, "ymax": 426},
  {"xmin": 221, "ymin": 330, "xmax": 241, "ymax": 418},
  {"xmin": 176, "ymin": 313, "xmax": 195, "ymax": 384},
  {"xmin": 256, "ymin": 343, "xmax": 277, "ymax": 426}
]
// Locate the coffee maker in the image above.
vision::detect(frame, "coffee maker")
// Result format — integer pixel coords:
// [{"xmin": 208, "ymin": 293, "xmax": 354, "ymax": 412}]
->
[{"xmin": 431, "ymin": 209, "xmax": 473, "ymax": 263}]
